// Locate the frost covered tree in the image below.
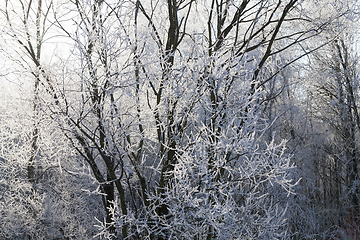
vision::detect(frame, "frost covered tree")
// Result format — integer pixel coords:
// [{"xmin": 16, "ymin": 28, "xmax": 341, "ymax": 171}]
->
[
  {"xmin": 0, "ymin": 0, "xmax": 358, "ymax": 239},
  {"xmin": 277, "ymin": 1, "xmax": 360, "ymax": 238},
  {"xmin": 303, "ymin": 35, "xmax": 360, "ymax": 239},
  {"xmin": 0, "ymin": 0, "xmax": 103, "ymax": 238}
]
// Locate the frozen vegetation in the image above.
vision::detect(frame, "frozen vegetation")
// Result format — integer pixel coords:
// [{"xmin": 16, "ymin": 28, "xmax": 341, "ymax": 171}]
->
[{"xmin": 0, "ymin": 0, "xmax": 360, "ymax": 239}]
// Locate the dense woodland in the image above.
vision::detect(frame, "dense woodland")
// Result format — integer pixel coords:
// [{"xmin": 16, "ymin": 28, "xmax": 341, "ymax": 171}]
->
[{"xmin": 1, "ymin": 0, "xmax": 360, "ymax": 239}]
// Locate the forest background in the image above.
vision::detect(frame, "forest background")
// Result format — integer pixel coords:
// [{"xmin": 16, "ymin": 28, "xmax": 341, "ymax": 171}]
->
[{"xmin": 1, "ymin": 0, "xmax": 360, "ymax": 239}]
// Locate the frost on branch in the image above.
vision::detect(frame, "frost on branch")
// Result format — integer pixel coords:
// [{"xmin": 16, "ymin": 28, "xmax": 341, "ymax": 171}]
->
[{"xmin": 105, "ymin": 105, "xmax": 297, "ymax": 239}]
